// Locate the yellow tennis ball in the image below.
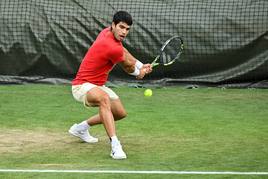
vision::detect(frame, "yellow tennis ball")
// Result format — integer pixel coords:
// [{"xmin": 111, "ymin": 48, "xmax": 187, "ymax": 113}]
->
[{"xmin": 144, "ymin": 89, "xmax": 153, "ymax": 97}]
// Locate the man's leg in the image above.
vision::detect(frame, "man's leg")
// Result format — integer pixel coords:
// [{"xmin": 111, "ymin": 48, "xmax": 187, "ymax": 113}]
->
[
  {"xmin": 70, "ymin": 85, "xmax": 127, "ymax": 159},
  {"xmin": 86, "ymin": 98, "xmax": 127, "ymax": 126},
  {"xmin": 85, "ymin": 87, "xmax": 127, "ymax": 159},
  {"xmin": 85, "ymin": 87, "xmax": 116, "ymax": 137},
  {"xmin": 70, "ymin": 87, "xmax": 116, "ymax": 140}
]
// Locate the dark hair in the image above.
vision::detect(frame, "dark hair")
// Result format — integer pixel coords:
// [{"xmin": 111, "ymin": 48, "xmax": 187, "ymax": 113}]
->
[{"xmin": 112, "ymin": 11, "xmax": 132, "ymax": 26}]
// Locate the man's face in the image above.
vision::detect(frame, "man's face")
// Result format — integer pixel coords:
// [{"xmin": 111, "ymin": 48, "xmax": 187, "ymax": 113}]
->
[{"xmin": 112, "ymin": 22, "xmax": 131, "ymax": 41}]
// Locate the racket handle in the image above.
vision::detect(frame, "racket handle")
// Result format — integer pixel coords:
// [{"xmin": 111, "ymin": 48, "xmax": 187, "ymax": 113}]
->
[
  {"xmin": 151, "ymin": 55, "xmax": 160, "ymax": 68},
  {"xmin": 151, "ymin": 62, "xmax": 159, "ymax": 68}
]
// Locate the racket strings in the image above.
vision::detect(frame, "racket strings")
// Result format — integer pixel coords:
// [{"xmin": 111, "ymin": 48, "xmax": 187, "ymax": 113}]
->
[{"xmin": 160, "ymin": 38, "xmax": 183, "ymax": 65}]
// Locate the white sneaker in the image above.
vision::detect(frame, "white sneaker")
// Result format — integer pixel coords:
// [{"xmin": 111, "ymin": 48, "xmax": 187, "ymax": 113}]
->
[
  {"xmin": 68, "ymin": 123, "xmax": 98, "ymax": 143},
  {"xmin": 110, "ymin": 141, "xmax": 127, "ymax": 159}
]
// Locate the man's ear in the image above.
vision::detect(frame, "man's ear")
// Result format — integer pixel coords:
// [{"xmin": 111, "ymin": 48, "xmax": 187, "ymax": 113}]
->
[{"xmin": 111, "ymin": 22, "xmax": 116, "ymax": 30}]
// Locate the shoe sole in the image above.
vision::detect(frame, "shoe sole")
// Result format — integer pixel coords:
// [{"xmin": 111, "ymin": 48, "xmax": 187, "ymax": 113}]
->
[
  {"xmin": 68, "ymin": 130, "xmax": 98, "ymax": 143},
  {"xmin": 110, "ymin": 153, "xmax": 127, "ymax": 160}
]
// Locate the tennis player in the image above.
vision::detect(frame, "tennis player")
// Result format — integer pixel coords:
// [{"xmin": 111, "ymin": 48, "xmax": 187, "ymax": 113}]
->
[{"xmin": 69, "ymin": 11, "xmax": 152, "ymax": 159}]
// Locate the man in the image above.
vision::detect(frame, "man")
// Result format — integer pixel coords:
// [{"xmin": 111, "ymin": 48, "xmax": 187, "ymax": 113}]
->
[{"xmin": 69, "ymin": 11, "xmax": 152, "ymax": 159}]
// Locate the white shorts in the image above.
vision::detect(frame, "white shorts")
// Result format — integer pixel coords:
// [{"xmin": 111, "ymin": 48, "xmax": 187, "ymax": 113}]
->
[{"xmin": 72, "ymin": 83, "xmax": 119, "ymax": 107}]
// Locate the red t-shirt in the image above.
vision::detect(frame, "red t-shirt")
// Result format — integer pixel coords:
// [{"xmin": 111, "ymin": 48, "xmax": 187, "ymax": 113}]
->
[{"xmin": 72, "ymin": 27, "xmax": 124, "ymax": 86}]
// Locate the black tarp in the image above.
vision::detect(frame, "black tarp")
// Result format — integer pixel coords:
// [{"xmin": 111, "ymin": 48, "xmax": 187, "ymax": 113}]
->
[{"xmin": 0, "ymin": 0, "xmax": 268, "ymax": 86}]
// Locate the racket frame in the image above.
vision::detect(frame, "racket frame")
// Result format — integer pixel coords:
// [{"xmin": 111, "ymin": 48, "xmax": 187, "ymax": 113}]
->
[{"xmin": 151, "ymin": 36, "xmax": 183, "ymax": 68}]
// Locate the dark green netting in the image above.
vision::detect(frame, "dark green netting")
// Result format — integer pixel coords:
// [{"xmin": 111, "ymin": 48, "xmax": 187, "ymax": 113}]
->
[{"xmin": 0, "ymin": 0, "xmax": 268, "ymax": 87}]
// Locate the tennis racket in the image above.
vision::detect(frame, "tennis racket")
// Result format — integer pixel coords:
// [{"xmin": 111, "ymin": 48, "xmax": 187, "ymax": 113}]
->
[{"xmin": 151, "ymin": 36, "xmax": 184, "ymax": 68}]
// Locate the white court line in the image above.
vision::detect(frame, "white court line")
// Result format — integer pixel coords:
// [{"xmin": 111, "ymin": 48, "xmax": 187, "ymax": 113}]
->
[{"xmin": 0, "ymin": 169, "xmax": 267, "ymax": 175}]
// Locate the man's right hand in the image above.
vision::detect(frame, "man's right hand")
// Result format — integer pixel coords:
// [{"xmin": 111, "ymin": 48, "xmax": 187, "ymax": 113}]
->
[
  {"xmin": 143, "ymin": 64, "xmax": 153, "ymax": 74},
  {"xmin": 136, "ymin": 64, "xmax": 153, "ymax": 80},
  {"xmin": 136, "ymin": 67, "xmax": 147, "ymax": 79}
]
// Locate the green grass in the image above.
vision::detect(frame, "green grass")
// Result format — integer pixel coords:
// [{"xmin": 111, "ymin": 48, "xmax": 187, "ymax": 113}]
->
[{"xmin": 0, "ymin": 84, "xmax": 267, "ymax": 178}]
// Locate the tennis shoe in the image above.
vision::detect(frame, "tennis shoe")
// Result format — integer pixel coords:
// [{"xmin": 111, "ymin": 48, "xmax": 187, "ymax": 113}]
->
[
  {"xmin": 110, "ymin": 141, "xmax": 127, "ymax": 159},
  {"xmin": 68, "ymin": 123, "xmax": 98, "ymax": 143}
]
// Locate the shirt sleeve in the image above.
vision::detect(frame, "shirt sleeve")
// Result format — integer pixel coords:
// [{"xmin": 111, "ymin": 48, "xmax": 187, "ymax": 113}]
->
[{"xmin": 109, "ymin": 45, "xmax": 124, "ymax": 64}]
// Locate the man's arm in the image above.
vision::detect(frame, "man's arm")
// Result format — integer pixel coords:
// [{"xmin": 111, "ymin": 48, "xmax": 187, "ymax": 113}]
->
[{"xmin": 119, "ymin": 48, "xmax": 152, "ymax": 79}]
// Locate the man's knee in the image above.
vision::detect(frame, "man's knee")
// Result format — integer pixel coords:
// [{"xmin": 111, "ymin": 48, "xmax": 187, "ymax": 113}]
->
[
  {"xmin": 114, "ymin": 109, "xmax": 127, "ymax": 120},
  {"xmin": 86, "ymin": 88, "xmax": 110, "ymax": 107},
  {"xmin": 98, "ymin": 94, "xmax": 111, "ymax": 108}
]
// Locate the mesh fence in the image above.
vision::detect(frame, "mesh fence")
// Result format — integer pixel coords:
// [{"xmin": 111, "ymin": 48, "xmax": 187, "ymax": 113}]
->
[{"xmin": 0, "ymin": 0, "xmax": 268, "ymax": 84}]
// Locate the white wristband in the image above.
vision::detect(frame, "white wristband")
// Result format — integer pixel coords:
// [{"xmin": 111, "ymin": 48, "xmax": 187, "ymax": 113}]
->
[
  {"xmin": 129, "ymin": 66, "xmax": 140, "ymax": 76},
  {"xmin": 135, "ymin": 60, "xmax": 143, "ymax": 69}
]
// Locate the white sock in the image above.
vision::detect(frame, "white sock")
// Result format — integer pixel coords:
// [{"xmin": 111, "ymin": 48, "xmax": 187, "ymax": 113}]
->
[
  {"xmin": 76, "ymin": 120, "xmax": 90, "ymax": 131},
  {"xmin": 111, "ymin": 135, "xmax": 119, "ymax": 146}
]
